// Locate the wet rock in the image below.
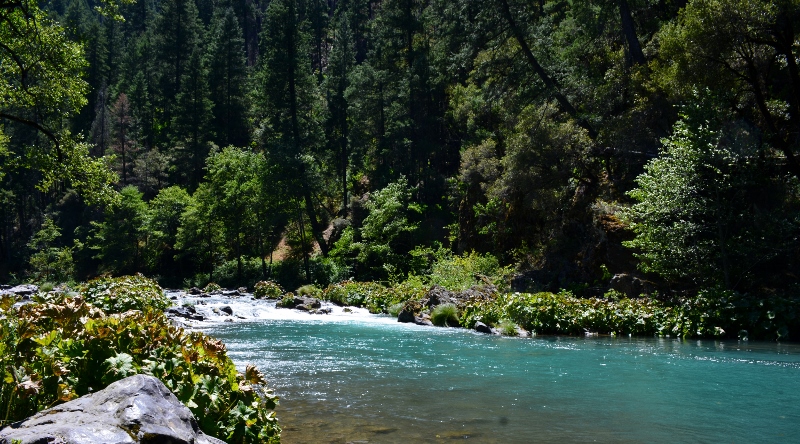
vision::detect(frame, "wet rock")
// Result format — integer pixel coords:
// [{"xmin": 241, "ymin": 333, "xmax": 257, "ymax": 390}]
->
[
  {"xmin": 0, "ymin": 374, "xmax": 224, "ymax": 444},
  {"xmin": 188, "ymin": 287, "xmax": 203, "ymax": 295},
  {"xmin": 278, "ymin": 296, "xmax": 321, "ymax": 311},
  {"xmin": 219, "ymin": 305, "xmax": 233, "ymax": 315},
  {"xmin": 237, "ymin": 287, "xmax": 248, "ymax": 294},
  {"xmin": 221, "ymin": 289, "xmax": 240, "ymax": 297},
  {"xmin": 312, "ymin": 307, "xmax": 332, "ymax": 315},
  {"xmin": 474, "ymin": 322, "xmax": 492, "ymax": 334},
  {"xmin": 165, "ymin": 305, "xmax": 204, "ymax": 321},
  {"xmin": 397, "ymin": 309, "xmax": 416, "ymax": 323}
]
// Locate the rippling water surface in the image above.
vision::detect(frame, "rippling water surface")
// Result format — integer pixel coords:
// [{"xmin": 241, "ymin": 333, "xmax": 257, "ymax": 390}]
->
[{"xmin": 186, "ymin": 294, "xmax": 800, "ymax": 443}]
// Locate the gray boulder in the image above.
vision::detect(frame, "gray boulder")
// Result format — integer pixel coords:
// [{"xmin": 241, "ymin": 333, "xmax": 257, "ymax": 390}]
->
[
  {"xmin": 0, "ymin": 374, "xmax": 225, "ymax": 444},
  {"xmin": 165, "ymin": 305, "xmax": 204, "ymax": 321},
  {"xmin": 219, "ymin": 305, "xmax": 233, "ymax": 315}
]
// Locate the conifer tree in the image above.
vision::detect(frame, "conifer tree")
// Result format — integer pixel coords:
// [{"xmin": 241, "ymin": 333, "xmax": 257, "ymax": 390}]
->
[{"xmin": 207, "ymin": 7, "xmax": 250, "ymax": 148}]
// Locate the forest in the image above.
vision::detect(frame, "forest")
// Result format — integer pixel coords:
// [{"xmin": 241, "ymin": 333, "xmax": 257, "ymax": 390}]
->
[{"xmin": 2, "ymin": 0, "xmax": 800, "ymax": 300}]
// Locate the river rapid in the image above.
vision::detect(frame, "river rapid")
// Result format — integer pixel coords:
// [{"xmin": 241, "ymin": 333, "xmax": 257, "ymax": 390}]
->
[{"xmin": 169, "ymin": 291, "xmax": 800, "ymax": 443}]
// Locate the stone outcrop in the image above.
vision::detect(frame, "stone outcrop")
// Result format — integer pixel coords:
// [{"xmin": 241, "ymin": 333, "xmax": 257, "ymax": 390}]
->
[{"xmin": 0, "ymin": 374, "xmax": 224, "ymax": 444}]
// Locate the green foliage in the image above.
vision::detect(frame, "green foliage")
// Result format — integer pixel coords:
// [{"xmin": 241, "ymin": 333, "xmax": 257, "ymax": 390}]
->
[
  {"xmin": 426, "ymin": 250, "xmax": 513, "ymax": 292},
  {"xmin": 27, "ymin": 217, "xmax": 75, "ymax": 284},
  {"xmin": 90, "ymin": 186, "xmax": 149, "ymax": 275},
  {"xmin": 203, "ymin": 282, "xmax": 222, "ymax": 293},
  {"xmin": 81, "ymin": 274, "xmax": 169, "ymax": 313},
  {"xmin": 295, "ymin": 284, "xmax": 321, "ymax": 298},
  {"xmin": 623, "ymin": 95, "xmax": 800, "ymax": 289},
  {"xmin": 0, "ymin": 280, "xmax": 280, "ymax": 442},
  {"xmin": 458, "ymin": 290, "xmax": 800, "ymax": 340},
  {"xmin": 329, "ymin": 177, "xmax": 421, "ymax": 281},
  {"xmin": 321, "ymin": 280, "xmax": 428, "ymax": 314},
  {"xmin": 254, "ymin": 281, "xmax": 284, "ymax": 299},
  {"xmin": 0, "ymin": 0, "xmax": 118, "ymax": 206},
  {"xmin": 497, "ymin": 319, "xmax": 518, "ymax": 336},
  {"xmin": 277, "ymin": 293, "xmax": 295, "ymax": 308},
  {"xmin": 430, "ymin": 303, "xmax": 459, "ymax": 327}
]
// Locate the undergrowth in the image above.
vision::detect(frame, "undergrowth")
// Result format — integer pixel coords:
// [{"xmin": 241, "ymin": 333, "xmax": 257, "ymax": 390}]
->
[{"xmin": 0, "ymin": 275, "xmax": 280, "ymax": 443}]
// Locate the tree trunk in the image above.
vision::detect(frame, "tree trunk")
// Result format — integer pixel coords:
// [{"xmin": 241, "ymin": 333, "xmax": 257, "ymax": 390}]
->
[
  {"xmin": 619, "ymin": 0, "xmax": 646, "ymax": 66},
  {"xmin": 497, "ymin": 0, "xmax": 598, "ymax": 140}
]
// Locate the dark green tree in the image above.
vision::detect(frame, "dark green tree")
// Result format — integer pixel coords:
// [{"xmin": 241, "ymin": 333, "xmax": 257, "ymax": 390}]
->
[{"xmin": 207, "ymin": 7, "xmax": 250, "ymax": 148}]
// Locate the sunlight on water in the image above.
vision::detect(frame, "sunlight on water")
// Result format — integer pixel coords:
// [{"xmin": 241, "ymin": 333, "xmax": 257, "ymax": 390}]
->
[{"xmin": 188, "ymin": 294, "xmax": 800, "ymax": 443}]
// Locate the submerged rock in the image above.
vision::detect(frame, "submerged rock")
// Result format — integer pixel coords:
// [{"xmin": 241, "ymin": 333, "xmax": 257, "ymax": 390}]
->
[{"xmin": 0, "ymin": 374, "xmax": 224, "ymax": 444}]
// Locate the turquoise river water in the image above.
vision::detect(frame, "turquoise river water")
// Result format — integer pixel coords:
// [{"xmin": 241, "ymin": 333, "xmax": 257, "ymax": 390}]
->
[{"xmin": 194, "ymin": 298, "xmax": 800, "ymax": 443}]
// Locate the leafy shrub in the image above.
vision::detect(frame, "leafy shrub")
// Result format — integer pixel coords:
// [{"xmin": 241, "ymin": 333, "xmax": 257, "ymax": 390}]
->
[
  {"xmin": 278, "ymin": 293, "xmax": 295, "ymax": 308},
  {"xmin": 295, "ymin": 284, "xmax": 322, "ymax": 298},
  {"xmin": 80, "ymin": 274, "xmax": 169, "ymax": 313},
  {"xmin": 457, "ymin": 289, "xmax": 800, "ymax": 340},
  {"xmin": 431, "ymin": 303, "xmax": 459, "ymax": 327},
  {"xmin": 0, "ymin": 287, "xmax": 280, "ymax": 442},
  {"xmin": 203, "ymin": 282, "xmax": 222, "ymax": 293},
  {"xmin": 428, "ymin": 251, "xmax": 514, "ymax": 292},
  {"xmin": 321, "ymin": 281, "xmax": 417, "ymax": 314},
  {"xmin": 254, "ymin": 280, "xmax": 284, "ymax": 299}
]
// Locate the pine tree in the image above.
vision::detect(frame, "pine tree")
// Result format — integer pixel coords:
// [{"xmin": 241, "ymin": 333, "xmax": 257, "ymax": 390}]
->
[
  {"xmin": 171, "ymin": 47, "xmax": 213, "ymax": 190},
  {"xmin": 207, "ymin": 7, "xmax": 250, "ymax": 148}
]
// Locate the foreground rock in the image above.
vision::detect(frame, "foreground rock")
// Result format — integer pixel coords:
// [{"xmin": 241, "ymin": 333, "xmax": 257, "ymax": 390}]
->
[{"xmin": 0, "ymin": 374, "xmax": 224, "ymax": 444}]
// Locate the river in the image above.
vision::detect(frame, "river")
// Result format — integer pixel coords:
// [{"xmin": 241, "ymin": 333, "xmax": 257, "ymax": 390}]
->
[{"xmin": 175, "ymin": 293, "xmax": 800, "ymax": 443}]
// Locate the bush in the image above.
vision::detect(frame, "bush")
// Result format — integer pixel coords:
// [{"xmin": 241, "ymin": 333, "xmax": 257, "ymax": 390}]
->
[
  {"xmin": 80, "ymin": 274, "xmax": 170, "ymax": 313},
  {"xmin": 321, "ymin": 281, "xmax": 416, "ymax": 314},
  {"xmin": 427, "ymin": 251, "xmax": 513, "ymax": 292},
  {"xmin": 254, "ymin": 280, "xmax": 284, "ymax": 299},
  {"xmin": 295, "ymin": 284, "xmax": 322, "ymax": 298},
  {"xmin": 203, "ymin": 282, "xmax": 222, "ymax": 293},
  {"xmin": 0, "ymin": 282, "xmax": 281, "ymax": 442},
  {"xmin": 431, "ymin": 303, "xmax": 459, "ymax": 327},
  {"xmin": 457, "ymin": 289, "xmax": 800, "ymax": 340},
  {"xmin": 278, "ymin": 293, "xmax": 295, "ymax": 308}
]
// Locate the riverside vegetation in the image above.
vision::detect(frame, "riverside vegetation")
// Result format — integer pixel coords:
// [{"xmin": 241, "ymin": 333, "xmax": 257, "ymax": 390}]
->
[{"xmin": 0, "ymin": 275, "xmax": 280, "ymax": 443}]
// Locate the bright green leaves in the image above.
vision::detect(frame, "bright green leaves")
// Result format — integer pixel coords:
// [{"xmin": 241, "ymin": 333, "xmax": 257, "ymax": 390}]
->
[
  {"xmin": 0, "ymin": 278, "xmax": 281, "ymax": 442},
  {"xmin": 623, "ymin": 94, "xmax": 800, "ymax": 289},
  {"xmin": 0, "ymin": 0, "xmax": 117, "ymax": 206},
  {"xmin": 103, "ymin": 353, "xmax": 137, "ymax": 384}
]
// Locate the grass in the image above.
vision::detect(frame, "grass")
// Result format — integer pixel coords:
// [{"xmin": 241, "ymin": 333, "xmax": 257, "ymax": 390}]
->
[{"xmin": 431, "ymin": 303, "xmax": 459, "ymax": 327}]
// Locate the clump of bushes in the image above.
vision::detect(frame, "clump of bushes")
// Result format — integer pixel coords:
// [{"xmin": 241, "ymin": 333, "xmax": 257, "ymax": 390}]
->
[
  {"xmin": 321, "ymin": 281, "xmax": 425, "ymax": 314},
  {"xmin": 254, "ymin": 280, "xmax": 284, "ymax": 299},
  {"xmin": 458, "ymin": 289, "xmax": 800, "ymax": 340},
  {"xmin": 203, "ymin": 282, "xmax": 222, "ymax": 293},
  {"xmin": 295, "ymin": 284, "xmax": 322, "ymax": 298},
  {"xmin": 0, "ymin": 275, "xmax": 281, "ymax": 443},
  {"xmin": 278, "ymin": 293, "xmax": 296, "ymax": 308},
  {"xmin": 79, "ymin": 273, "xmax": 170, "ymax": 313}
]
